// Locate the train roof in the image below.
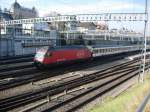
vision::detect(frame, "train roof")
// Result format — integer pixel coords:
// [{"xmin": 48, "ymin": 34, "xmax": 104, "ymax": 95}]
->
[
  {"xmin": 91, "ymin": 45, "xmax": 131, "ymax": 48},
  {"xmin": 41, "ymin": 45, "xmax": 135, "ymax": 52},
  {"xmin": 48, "ymin": 45, "xmax": 87, "ymax": 51}
]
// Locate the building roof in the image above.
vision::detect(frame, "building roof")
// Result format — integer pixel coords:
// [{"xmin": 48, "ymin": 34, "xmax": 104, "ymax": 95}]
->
[
  {"xmin": 11, "ymin": 1, "xmax": 37, "ymax": 13},
  {"xmin": 0, "ymin": 12, "xmax": 13, "ymax": 21},
  {"xmin": 77, "ymin": 22, "xmax": 96, "ymax": 28},
  {"xmin": 12, "ymin": 1, "xmax": 21, "ymax": 9}
]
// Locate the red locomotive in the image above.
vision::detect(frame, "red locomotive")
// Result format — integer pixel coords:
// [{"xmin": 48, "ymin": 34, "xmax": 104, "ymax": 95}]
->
[{"xmin": 34, "ymin": 45, "xmax": 92, "ymax": 69}]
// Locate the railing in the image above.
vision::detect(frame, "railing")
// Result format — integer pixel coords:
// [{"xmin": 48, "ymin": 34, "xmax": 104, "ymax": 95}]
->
[{"xmin": 136, "ymin": 90, "xmax": 150, "ymax": 112}]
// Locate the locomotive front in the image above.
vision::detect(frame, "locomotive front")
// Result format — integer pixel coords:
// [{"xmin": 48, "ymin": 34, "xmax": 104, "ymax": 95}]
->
[{"xmin": 34, "ymin": 46, "xmax": 51, "ymax": 68}]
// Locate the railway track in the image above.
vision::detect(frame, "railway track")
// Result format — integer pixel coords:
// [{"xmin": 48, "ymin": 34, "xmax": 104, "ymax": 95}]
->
[
  {"xmin": 45, "ymin": 69, "xmax": 142, "ymax": 112},
  {"xmin": 0, "ymin": 53, "xmax": 137, "ymax": 91},
  {"xmin": 0, "ymin": 54, "xmax": 34, "ymax": 77},
  {"xmin": 0, "ymin": 54, "xmax": 34, "ymax": 60},
  {"xmin": 23, "ymin": 64, "xmax": 150, "ymax": 112},
  {"xmin": 0, "ymin": 58, "xmax": 143, "ymax": 112},
  {"xmin": 0, "ymin": 62, "xmax": 34, "ymax": 73},
  {"xmin": 0, "ymin": 56, "xmax": 33, "ymax": 65},
  {"xmin": 0, "ymin": 66, "xmax": 38, "ymax": 79}
]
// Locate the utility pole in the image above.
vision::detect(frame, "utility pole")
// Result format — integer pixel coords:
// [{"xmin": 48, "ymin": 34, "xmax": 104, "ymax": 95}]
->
[
  {"xmin": 0, "ymin": 26, "xmax": 1, "ymax": 58},
  {"xmin": 0, "ymin": 14, "xmax": 2, "ymax": 58},
  {"xmin": 139, "ymin": 0, "xmax": 148, "ymax": 83}
]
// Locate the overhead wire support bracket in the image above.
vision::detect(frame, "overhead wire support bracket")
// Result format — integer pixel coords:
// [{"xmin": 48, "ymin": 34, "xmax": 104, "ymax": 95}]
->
[{"xmin": 0, "ymin": 13, "xmax": 147, "ymax": 26}]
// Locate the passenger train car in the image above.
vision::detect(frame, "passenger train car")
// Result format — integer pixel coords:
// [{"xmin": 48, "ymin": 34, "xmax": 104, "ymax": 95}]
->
[{"xmin": 34, "ymin": 45, "xmax": 146, "ymax": 69}]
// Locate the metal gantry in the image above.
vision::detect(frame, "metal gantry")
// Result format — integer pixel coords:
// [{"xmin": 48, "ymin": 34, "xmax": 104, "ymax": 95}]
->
[{"xmin": 0, "ymin": 13, "xmax": 147, "ymax": 26}]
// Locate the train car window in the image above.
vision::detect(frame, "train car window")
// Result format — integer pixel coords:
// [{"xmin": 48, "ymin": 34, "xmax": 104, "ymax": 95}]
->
[
  {"xmin": 109, "ymin": 49, "xmax": 111, "ymax": 52},
  {"xmin": 105, "ymin": 49, "xmax": 107, "ymax": 53},
  {"xmin": 95, "ymin": 49, "xmax": 98, "ymax": 53},
  {"xmin": 95, "ymin": 49, "xmax": 97, "ymax": 54},
  {"xmin": 102, "ymin": 49, "xmax": 104, "ymax": 53},
  {"xmin": 103, "ymin": 49, "xmax": 105, "ymax": 53},
  {"xmin": 96, "ymin": 49, "xmax": 98, "ymax": 53},
  {"xmin": 99, "ymin": 49, "xmax": 102, "ymax": 53},
  {"xmin": 117, "ymin": 48, "xmax": 119, "ymax": 52},
  {"xmin": 98, "ymin": 49, "xmax": 100, "ymax": 53},
  {"xmin": 107, "ymin": 49, "xmax": 109, "ymax": 52},
  {"xmin": 111, "ymin": 48, "xmax": 113, "ymax": 52},
  {"xmin": 45, "ymin": 52, "xmax": 52, "ymax": 57},
  {"xmin": 94, "ymin": 49, "xmax": 97, "ymax": 54},
  {"xmin": 100, "ymin": 49, "xmax": 102, "ymax": 53},
  {"xmin": 113, "ymin": 48, "xmax": 116, "ymax": 52}
]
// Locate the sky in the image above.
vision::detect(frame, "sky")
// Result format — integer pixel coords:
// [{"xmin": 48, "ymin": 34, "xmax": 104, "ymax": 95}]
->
[
  {"xmin": 0, "ymin": 0, "xmax": 148, "ymax": 16},
  {"xmin": 0, "ymin": 0, "xmax": 149, "ymax": 35}
]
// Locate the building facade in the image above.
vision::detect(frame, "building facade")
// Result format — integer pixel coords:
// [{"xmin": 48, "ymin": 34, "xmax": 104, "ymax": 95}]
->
[
  {"xmin": 0, "ymin": 9, "xmax": 14, "ymax": 35},
  {"xmin": 10, "ymin": 0, "xmax": 37, "ymax": 19}
]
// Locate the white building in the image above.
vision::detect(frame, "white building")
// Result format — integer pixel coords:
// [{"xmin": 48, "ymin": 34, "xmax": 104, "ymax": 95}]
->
[
  {"xmin": 0, "ymin": 9, "xmax": 13, "ymax": 35},
  {"xmin": 22, "ymin": 23, "xmax": 50, "ymax": 36}
]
